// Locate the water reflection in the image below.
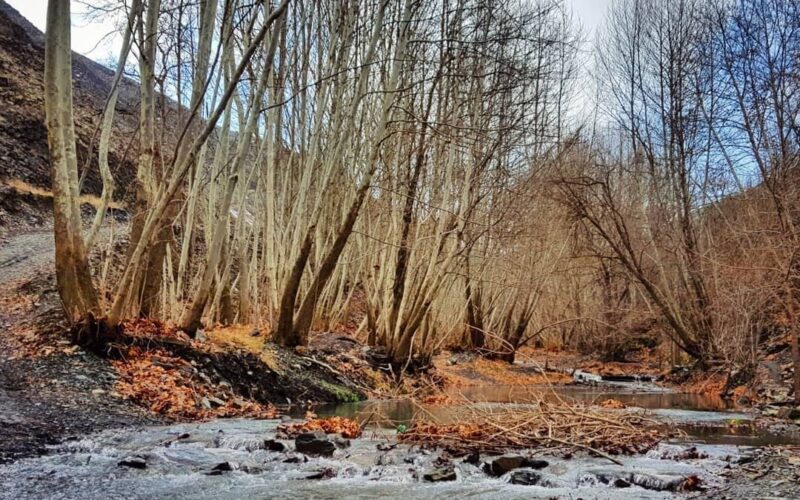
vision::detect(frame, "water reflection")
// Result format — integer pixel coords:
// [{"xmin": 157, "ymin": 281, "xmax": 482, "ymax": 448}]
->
[
  {"xmin": 452, "ymin": 384, "xmax": 731, "ymax": 410},
  {"xmin": 287, "ymin": 383, "xmax": 800, "ymax": 446}
]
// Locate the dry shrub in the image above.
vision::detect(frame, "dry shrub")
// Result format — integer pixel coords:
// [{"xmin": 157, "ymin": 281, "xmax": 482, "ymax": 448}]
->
[{"xmin": 398, "ymin": 397, "xmax": 664, "ymax": 461}]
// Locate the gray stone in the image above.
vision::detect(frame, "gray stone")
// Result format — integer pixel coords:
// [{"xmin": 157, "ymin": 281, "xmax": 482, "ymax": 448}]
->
[
  {"xmin": 118, "ymin": 456, "xmax": 147, "ymax": 469},
  {"xmin": 333, "ymin": 436, "xmax": 350, "ymax": 449},
  {"xmin": 295, "ymin": 432, "xmax": 336, "ymax": 456},
  {"xmin": 484, "ymin": 454, "xmax": 549, "ymax": 476},
  {"xmin": 423, "ymin": 467, "xmax": 457, "ymax": 482},
  {"xmin": 509, "ymin": 470, "xmax": 542, "ymax": 485},
  {"xmin": 264, "ymin": 439, "xmax": 285, "ymax": 452}
]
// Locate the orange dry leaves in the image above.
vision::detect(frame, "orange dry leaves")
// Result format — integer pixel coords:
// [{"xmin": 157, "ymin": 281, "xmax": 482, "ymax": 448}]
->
[
  {"xmin": 679, "ymin": 372, "xmax": 726, "ymax": 395},
  {"xmin": 113, "ymin": 346, "xmax": 277, "ymax": 420},
  {"xmin": 439, "ymin": 356, "xmax": 572, "ymax": 387},
  {"xmin": 277, "ymin": 417, "xmax": 363, "ymax": 439},
  {"xmin": 421, "ymin": 394, "xmax": 455, "ymax": 405},
  {"xmin": 599, "ymin": 398, "xmax": 626, "ymax": 409}
]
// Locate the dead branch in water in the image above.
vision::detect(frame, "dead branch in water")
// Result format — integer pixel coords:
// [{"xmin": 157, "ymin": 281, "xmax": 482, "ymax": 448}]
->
[{"xmin": 398, "ymin": 393, "xmax": 667, "ymax": 462}]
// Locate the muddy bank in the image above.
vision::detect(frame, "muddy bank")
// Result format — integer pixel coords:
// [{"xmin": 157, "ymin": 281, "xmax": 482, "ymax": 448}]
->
[
  {"xmin": 0, "ymin": 260, "xmax": 372, "ymax": 464},
  {"xmin": 0, "ymin": 346, "xmax": 161, "ymax": 464}
]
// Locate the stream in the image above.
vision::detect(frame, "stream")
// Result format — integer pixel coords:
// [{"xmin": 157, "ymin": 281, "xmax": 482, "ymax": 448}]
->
[{"xmin": 2, "ymin": 378, "xmax": 799, "ymax": 499}]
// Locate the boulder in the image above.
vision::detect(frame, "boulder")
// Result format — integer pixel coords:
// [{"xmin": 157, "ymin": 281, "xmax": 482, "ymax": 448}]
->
[
  {"xmin": 295, "ymin": 432, "xmax": 336, "ymax": 457},
  {"xmin": 484, "ymin": 454, "xmax": 549, "ymax": 476}
]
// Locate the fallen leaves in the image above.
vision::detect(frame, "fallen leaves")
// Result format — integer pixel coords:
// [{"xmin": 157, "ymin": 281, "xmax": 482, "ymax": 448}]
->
[
  {"xmin": 112, "ymin": 346, "xmax": 277, "ymax": 420},
  {"xmin": 421, "ymin": 394, "xmax": 455, "ymax": 405},
  {"xmin": 678, "ymin": 372, "xmax": 727, "ymax": 395},
  {"xmin": 438, "ymin": 356, "xmax": 572, "ymax": 387},
  {"xmin": 277, "ymin": 416, "xmax": 363, "ymax": 439},
  {"xmin": 599, "ymin": 398, "xmax": 626, "ymax": 409}
]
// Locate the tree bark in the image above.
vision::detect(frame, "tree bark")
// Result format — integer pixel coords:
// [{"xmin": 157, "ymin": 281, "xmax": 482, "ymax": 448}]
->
[{"xmin": 44, "ymin": 0, "xmax": 100, "ymax": 323}]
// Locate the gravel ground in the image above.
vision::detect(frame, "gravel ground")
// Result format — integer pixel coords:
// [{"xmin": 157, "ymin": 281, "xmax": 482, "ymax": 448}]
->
[{"xmin": 0, "ymin": 229, "xmax": 161, "ymax": 463}]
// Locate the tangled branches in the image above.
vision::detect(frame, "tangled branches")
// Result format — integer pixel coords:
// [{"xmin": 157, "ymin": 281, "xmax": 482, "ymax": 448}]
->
[{"xmin": 398, "ymin": 396, "xmax": 666, "ymax": 463}]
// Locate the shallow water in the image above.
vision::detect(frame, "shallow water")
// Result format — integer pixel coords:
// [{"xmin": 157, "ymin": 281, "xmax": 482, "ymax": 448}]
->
[
  {"xmin": 0, "ymin": 418, "xmax": 741, "ymax": 500},
  {"xmin": 294, "ymin": 382, "xmax": 800, "ymax": 447},
  {"xmin": 2, "ymin": 380, "xmax": 799, "ymax": 498}
]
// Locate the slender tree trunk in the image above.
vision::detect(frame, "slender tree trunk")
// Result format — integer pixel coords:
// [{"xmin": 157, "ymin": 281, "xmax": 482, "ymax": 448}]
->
[{"xmin": 44, "ymin": 0, "xmax": 100, "ymax": 323}]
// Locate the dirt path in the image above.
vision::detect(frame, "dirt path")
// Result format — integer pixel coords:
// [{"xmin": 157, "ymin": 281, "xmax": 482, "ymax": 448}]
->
[
  {"xmin": 0, "ymin": 227, "xmax": 160, "ymax": 463},
  {"xmin": 0, "ymin": 228, "xmax": 55, "ymax": 284}
]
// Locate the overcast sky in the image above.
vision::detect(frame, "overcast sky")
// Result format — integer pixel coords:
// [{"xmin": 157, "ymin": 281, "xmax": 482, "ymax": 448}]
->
[
  {"xmin": 9, "ymin": 0, "xmax": 610, "ymax": 123},
  {"xmin": 9, "ymin": 0, "xmax": 612, "ymax": 60}
]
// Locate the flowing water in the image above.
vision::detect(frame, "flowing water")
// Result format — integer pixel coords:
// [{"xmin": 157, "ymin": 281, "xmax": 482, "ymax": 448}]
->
[
  {"xmin": 300, "ymin": 381, "xmax": 800, "ymax": 447},
  {"xmin": 1, "ymin": 378, "xmax": 798, "ymax": 499}
]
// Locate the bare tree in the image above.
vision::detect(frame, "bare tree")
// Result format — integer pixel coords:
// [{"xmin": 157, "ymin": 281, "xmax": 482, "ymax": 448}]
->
[{"xmin": 44, "ymin": 0, "xmax": 100, "ymax": 323}]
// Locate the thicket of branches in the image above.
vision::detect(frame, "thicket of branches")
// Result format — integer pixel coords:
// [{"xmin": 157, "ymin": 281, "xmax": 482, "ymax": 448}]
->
[{"xmin": 44, "ymin": 0, "xmax": 799, "ymax": 387}]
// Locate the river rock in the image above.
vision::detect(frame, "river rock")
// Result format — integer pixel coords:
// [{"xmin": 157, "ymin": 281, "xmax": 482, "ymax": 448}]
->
[
  {"xmin": 305, "ymin": 467, "xmax": 336, "ymax": 480},
  {"xmin": 295, "ymin": 432, "xmax": 336, "ymax": 456},
  {"xmin": 333, "ymin": 436, "xmax": 351, "ymax": 449},
  {"xmin": 508, "ymin": 470, "xmax": 542, "ymax": 485},
  {"xmin": 509, "ymin": 470, "xmax": 563, "ymax": 487},
  {"xmin": 118, "ymin": 456, "xmax": 147, "ymax": 469},
  {"xmin": 205, "ymin": 461, "xmax": 235, "ymax": 475},
  {"xmin": 484, "ymin": 455, "xmax": 549, "ymax": 476},
  {"xmin": 423, "ymin": 467, "xmax": 457, "ymax": 482},
  {"xmin": 264, "ymin": 439, "xmax": 286, "ymax": 452},
  {"xmin": 592, "ymin": 472, "xmax": 632, "ymax": 488},
  {"xmin": 629, "ymin": 473, "xmax": 691, "ymax": 491},
  {"xmin": 463, "ymin": 450, "xmax": 480, "ymax": 465}
]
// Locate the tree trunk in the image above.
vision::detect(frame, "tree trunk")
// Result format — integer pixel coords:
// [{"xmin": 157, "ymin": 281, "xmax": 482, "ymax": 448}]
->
[{"xmin": 44, "ymin": 0, "xmax": 100, "ymax": 323}]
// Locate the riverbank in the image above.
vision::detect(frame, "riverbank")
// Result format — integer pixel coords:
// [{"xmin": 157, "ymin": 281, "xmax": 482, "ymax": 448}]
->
[{"xmin": 0, "ymin": 415, "xmax": 797, "ymax": 499}]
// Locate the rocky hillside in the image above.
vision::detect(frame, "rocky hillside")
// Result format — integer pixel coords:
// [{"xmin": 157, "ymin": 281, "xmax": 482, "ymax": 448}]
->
[{"xmin": 0, "ymin": 0, "xmax": 159, "ymax": 226}]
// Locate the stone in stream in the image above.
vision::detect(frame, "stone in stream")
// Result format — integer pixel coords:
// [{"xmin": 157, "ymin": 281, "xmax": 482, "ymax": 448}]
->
[
  {"xmin": 295, "ymin": 432, "xmax": 336, "ymax": 457},
  {"xmin": 483, "ymin": 454, "xmax": 549, "ymax": 476},
  {"xmin": 304, "ymin": 467, "xmax": 336, "ymax": 480},
  {"xmin": 591, "ymin": 471, "xmax": 699, "ymax": 491},
  {"xmin": 629, "ymin": 473, "xmax": 702, "ymax": 491},
  {"xmin": 509, "ymin": 470, "xmax": 563, "ymax": 487},
  {"xmin": 333, "ymin": 436, "xmax": 351, "ymax": 449},
  {"xmin": 205, "ymin": 461, "xmax": 235, "ymax": 475},
  {"xmin": 423, "ymin": 467, "xmax": 457, "ymax": 482},
  {"xmin": 462, "ymin": 450, "xmax": 480, "ymax": 465},
  {"xmin": 592, "ymin": 472, "xmax": 632, "ymax": 488},
  {"xmin": 117, "ymin": 456, "xmax": 147, "ymax": 469},
  {"xmin": 263, "ymin": 439, "xmax": 286, "ymax": 452},
  {"xmin": 508, "ymin": 470, "xmax": 542, "ymax": 485}
]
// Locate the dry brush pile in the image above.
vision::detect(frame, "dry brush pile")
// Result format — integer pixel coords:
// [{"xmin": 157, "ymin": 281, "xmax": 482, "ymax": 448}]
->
[{"xmin": 399, "ymin": 396, "xmax": 666, "ymax": 462}]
